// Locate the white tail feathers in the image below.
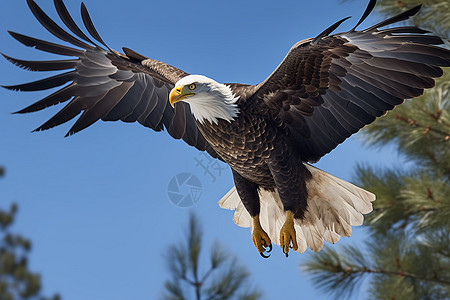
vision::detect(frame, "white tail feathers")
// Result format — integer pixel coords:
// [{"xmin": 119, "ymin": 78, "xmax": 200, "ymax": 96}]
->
[{"xmin": 218, "ymin": 164, "xmax": 376, "ymax": 253}]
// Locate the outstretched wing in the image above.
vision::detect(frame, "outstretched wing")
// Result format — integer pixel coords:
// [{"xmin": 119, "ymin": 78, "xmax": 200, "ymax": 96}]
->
[
  {"xmin": 248, "ymin": 0, "xmax": 450, "ymax": 162},
  {"xmin": 2, "ymin": 0, "xmax": 220, "ymax": 158}
]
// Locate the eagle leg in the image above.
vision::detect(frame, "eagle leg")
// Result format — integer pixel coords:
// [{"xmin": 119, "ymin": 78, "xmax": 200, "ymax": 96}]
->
[
  {"xmin": 280, "ymin": 211, "xmax": 298, "ymax": 257},
  {"xmin": 231, "ymin": 170, "xmax": 272, "ymax": 256},
  {"xmin": 251, "ymin": 215, "xmax": 272, "ymax": 258}
]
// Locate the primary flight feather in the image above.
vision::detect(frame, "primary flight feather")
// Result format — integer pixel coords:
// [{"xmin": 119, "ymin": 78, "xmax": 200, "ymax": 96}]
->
[{"xmin": 3, "ymin": 0, "xmax": 450, "ymax": 257}]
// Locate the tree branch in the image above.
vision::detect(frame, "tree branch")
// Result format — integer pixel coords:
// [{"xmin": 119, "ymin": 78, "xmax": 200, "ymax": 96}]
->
[
  {"xmin": 341, "ymin": 266, "xmax": 450, "ymax": 285},
  {"xmin": 393, "ymin": 114, "xmax": 450, "ymax": 141},
  {"xmin": 201, "ymin": 267, "xmax": 214, "ymax": 284},
  {"xmin": 180, "ymin": 275, "xmax": 196, "ymax": 286}
]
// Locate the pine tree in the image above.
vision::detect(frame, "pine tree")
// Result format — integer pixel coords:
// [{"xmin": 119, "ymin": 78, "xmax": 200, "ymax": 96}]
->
[
  {"xmin": 161, "ymin": 212, "xmax": 262, "ymax": 300},
  {"xmin": 0, "ymin": 169, "xmax": 61, "ymax": 300},
  {"xmin": 301, "ymin": 1, "xmax": 450, "ymax": 299}
]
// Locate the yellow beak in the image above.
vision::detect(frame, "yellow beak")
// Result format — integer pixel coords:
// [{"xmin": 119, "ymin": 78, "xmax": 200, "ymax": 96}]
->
[
  {"xmin": 169, "ymin": 86, "xmax": 183, "ymax": 108},
  {"xmin": 169, "ymin": 86, "xmax": 195, "ymax": 108}
]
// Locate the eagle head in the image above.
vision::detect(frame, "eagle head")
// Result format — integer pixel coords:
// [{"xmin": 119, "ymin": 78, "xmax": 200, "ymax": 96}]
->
[{"xmin": 169, "ymin": 75, "xmax": 240, "ymax": 125}]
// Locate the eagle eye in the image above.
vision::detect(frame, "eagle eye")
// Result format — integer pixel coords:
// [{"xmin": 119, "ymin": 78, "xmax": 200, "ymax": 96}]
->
[{"xmin": 188, "ymin": 83, "xmax": 196, "ymax": 90}]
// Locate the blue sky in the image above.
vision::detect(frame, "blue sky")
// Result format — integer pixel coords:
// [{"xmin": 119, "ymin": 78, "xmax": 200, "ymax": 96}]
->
[{"xmin": 0, "ymin": 0, "xmax": 402, "ymax": 299}]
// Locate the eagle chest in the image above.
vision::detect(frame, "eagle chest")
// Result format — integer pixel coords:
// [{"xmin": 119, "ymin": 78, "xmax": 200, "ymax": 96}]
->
[{"xmin": 197, "ymin": 112, "xmax": 284, "ymax": 185}]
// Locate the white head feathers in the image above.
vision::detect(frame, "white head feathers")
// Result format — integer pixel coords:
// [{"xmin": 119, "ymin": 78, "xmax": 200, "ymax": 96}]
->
[{"xmin": 174, "ymin": 75, "xmax": 240, "ymax": 124}]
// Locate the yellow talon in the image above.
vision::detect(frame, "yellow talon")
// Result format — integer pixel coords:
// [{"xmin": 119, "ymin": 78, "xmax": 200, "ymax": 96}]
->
[
  {"xmin": 280, "ymin": 211, "xmax": 298, "ymax": 257},
  {"xmin": 251, "ymin": 215, "xmax": 271, "ymax": 256}
]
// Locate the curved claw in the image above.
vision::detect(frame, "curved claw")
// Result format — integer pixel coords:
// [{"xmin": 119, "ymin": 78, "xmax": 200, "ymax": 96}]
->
[
  {"xmin": 259, "ymin": 243, "xmax": 272, "ymax": 258},
  {"xmin": 280, "ymin": 211, "xmax": 298, "ymax": 257},
  {"xmin": 266, "ymin": 243, "xmax": 273, "ymax": 253},
  {"xmin": 252, "ymin": 215, "xmax": 272, "ymax": 257},
  {"xmin": 285, "ymin": 241, "xmax": 293, "ymax": 257}
]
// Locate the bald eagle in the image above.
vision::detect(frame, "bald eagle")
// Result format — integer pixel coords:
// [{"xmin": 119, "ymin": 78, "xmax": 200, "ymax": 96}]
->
[{"xmin": 3, "ymin": 0, "xmax": 450, "ymax": 257}]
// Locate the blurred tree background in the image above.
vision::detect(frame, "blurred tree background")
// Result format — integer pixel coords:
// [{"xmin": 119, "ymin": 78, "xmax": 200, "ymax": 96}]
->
[
  {"xmin": 301, "ymin": 1, "xmax": 450, "ymax": 299},
  {"xmin": 161, "ymin": 212, "xmax": 262, "ymax": 300},
  {"xmin": 0, "ymin": 168, "xmax": 61, "ymax": 300}
]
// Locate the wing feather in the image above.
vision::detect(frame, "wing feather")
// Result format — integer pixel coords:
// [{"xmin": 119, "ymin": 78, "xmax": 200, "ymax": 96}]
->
[
  {"xmin": 103, "ymin": 74, "xmax": 148, "ymax": 121},
  {"xmin": 3, "ymin": 71, "xmax": 75, "ymax": 91},
  {"xmin": 8, "ymin": 31, "xmax": 83, "ymax": 56},
  {"xmin": 70, "ymin": 81, "xmax": 134, "ymax": 135},
  {"xmin": 169, "ymin": 103, "xmax": 187, "ymax": 140},
  {"xmin": 54, "ymin": 0, "xmax": 101, "ymax": 47},
  {"xmin": 244, "ymin": 2, "xmax": 449, "ymax": 162},
  {"xmin": 3, "ymin": 0, "xmax": 220, "ymax": 159},
  {"xmin": 34, "ymin": 92, "xmax": 107, "ymax": 132},
  {"xmin": 27, "ymin": 0, "xmax": 94, "ymax": 50},
  {"xmin": 80, "ymin": 2, "xmax": 110, "ymax": 50},
  {"xmin": 1, "ymin": 53, "xmax": 78, "ymax": 72}
]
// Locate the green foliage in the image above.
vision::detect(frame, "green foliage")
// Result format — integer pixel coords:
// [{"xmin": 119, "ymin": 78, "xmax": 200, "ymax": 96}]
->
[
  {"xmin": 368, "ymin": 232, "xmax": 450, "ymax": 299},
  {"xmin": 371, "ymin": 0, "xmax": 450, "ymax": 38},
  {"xmin": 302, "ymin": 1, "xmax": 450, "ymax": 299},
  {"xmin": 358, "ymin": 72, "xmax": 450, "ymax": 233},
  {"xmin": 301, "ymin": 246, "xmax": 370, "ymax": 299},
  {"xmin": 161, "ymin": 213, "xmax": 262, "ymax": 300},
  {"xmin": 355, "ymin": 164, "xmax": 450, "ymax": 234},
  {"xmin": 0, "ymin": 203, "xmax": 61, "ymax": 300},
  {"xmin": 344, "ymin": 0, "xmax": 450, "ymax": 37},
  {"xmin": 0, "ymin": 167, "xmax": 60, "ymax": 300},
  {"xmin": 362, "ymin": 73, "xmax": 450, "ymax": 178},
  {"xmin": 303, "ymin": 232, "xmax": 450, "ymax": 299}
]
